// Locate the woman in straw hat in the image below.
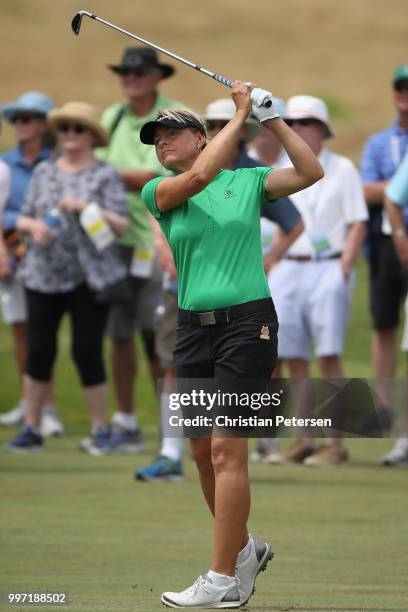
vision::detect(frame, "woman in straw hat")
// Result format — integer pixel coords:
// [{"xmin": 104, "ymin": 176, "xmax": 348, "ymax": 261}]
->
[{"xmin": 5, "ymin": 102, "xmax": 129, "ymax": 455}]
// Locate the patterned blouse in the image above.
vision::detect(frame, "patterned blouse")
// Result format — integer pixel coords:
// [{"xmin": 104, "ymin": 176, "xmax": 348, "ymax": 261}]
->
[{"xmin": 18, "ymin": 160, "xmax": 128, "ymax": 293}]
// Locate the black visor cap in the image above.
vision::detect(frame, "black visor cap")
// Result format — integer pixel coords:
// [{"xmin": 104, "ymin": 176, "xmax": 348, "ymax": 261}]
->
[{"xmin": 140, "ymin": 115, "xmax": 206, "ymax": 145}]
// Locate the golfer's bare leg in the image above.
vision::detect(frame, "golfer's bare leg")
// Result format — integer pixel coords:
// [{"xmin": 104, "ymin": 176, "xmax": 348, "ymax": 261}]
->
[
  {"xmin": 211, "ymin": 437, "xmax": 250, "ymax": 576},
  {"xmin": 190, "ymin": 438, "xmax": 215, "ymax": 513}
]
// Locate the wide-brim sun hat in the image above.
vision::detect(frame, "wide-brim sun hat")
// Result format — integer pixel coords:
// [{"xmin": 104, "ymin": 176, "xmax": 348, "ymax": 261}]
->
[
  {"xmin": 2, "ymin": 91, "xmax": 55, "ymax": 122},
  {"xmin": 204, "ymin": 98, "xmax": 259, "ymax": 142},
  {"xmin": 109, "ymin": 46, "xmax": 175, "ymax": 79},
  {"xmin": 48, "ymin": 102, "xmax": 108, "ymax": 147},
  {"xmin": 285, "ymin": 95, "xmax": 334, "ymax": 138}
]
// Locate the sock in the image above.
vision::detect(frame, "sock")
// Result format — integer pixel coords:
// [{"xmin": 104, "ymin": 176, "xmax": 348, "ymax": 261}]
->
[
  {"xmin": 160, "ymin": 437, "xmax": 183, "ymax": 462},
  {"xmin": 112, "ymin": 411, "xmax": 138, "ymax": 431},
  {"xmin": 237, "ymin": 537, "xmax": 252, "ymax": 565},
  {"xmin": 159, "ymin": 392, "xmax": 183, "ymax": 461},
  {"xmin": 207, "ymin": 570, "xmax": 236, "ymax": 587}
]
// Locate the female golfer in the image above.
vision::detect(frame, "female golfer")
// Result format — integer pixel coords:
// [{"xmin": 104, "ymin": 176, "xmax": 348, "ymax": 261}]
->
[{"xmin": 140, "ymin": 82, "xmax": 323, "ymax": 608}]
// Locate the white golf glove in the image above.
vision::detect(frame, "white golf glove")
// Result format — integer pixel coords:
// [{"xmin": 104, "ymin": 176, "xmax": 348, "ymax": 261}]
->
[{"xmin": 250, "ymin": 88, "xmax": 280, "ymax": 123}]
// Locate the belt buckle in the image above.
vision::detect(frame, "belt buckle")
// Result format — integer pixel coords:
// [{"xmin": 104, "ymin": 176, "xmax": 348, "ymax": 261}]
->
[{"xmin": 198, "ymin": 311, "xmax": 217, "ymax": 326}]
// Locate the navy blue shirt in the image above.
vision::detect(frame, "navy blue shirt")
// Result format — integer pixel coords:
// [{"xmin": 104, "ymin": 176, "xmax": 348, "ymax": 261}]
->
[
  {"xmin": 235, "ymin": 144, "xmax": 301, "ymax": 233},
  {"xmin": 1, "ymin": 146, "xmax": 52, "ymax": 231}
]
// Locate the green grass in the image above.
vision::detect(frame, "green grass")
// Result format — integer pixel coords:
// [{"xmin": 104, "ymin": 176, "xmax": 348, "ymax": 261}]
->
[
  {"xmin": 1, "ymin": 258, "xmax": 408, "ymax": 611},
  {"xmin": 1, "ymin": 438, "xmax": 407, "ymax": 611}
]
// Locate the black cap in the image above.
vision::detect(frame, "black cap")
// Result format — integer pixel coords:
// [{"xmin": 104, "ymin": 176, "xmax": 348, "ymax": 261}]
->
[
  {"xmin": 108, "ymin": 47, "xmax": 175, "ymax": 79},
  {"xmin": 140, "ymin": 114, "xmax": 206, "ymax": 145}
]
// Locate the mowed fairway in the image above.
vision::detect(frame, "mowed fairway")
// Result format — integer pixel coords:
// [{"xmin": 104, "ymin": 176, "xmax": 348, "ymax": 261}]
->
[
  {"xmin": 1, "ymin": 260, "xmax": 408, "ymax": 612},
  {"xmin": 1, "ymin": 437, "xmax": 408, "ymax": 612}
]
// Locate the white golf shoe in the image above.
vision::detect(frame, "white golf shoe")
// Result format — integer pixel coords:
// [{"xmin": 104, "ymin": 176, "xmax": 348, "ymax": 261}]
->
[
  {"xmin": 235, "ymin": 536, "xmax": 273, "ymax": 606},
  {"xmin": 161, "ymin": 574, "xmax": 240, "ymax": 608},
  {"xmin": 0, "ymin": 401, "xmax": 26, "ymax": 426}
]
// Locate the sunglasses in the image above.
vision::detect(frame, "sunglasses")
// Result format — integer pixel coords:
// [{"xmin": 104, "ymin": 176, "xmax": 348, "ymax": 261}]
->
[
  {"xmin": 285, "ymin": 118, "xmax": 322, "ymax": 127},
  {"xmin": 118, "ymin": 67, "xmax": 153, "ymax": 77},
  {"xmin": 58, "ymin": 123, "xmax": 87, "ymax": 134},
  {"xmin": 394, "ymin": 80, "xmax": 408, "ymax": 92},
  {"xmin": 11, "ymin": 114, "xmax": 42, "ymax": 124}
]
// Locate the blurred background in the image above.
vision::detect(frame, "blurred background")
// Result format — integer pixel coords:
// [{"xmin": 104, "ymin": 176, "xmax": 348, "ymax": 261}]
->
[{"xmin": 1, "ymin": 0, "xmax": 407, "ymax": 160}]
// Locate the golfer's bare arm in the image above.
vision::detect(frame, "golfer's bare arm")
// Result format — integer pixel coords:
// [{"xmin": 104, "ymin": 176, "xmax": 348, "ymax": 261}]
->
[{"xmin": 263, "ymin": 119, "xmax": 324, "ymax": 200}]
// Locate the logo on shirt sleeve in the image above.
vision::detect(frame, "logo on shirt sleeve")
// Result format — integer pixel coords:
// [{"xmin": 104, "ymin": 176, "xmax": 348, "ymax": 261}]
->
[{"xmin": 224, "ymin": 189, "xmax": 236, "ymax": 199}]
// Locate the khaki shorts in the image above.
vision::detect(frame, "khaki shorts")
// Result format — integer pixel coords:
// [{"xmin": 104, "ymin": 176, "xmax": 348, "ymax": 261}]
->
[
  {"xmin": 155, "ymin": 289, "xmax": 177, "ymax": 369},
  {"xmin": 106, "ymin": 254, "xmax": 163, "ymax": 340}
]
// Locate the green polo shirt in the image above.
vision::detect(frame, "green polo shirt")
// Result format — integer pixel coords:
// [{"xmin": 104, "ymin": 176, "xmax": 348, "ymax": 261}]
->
[
  {"xmin": 142, "ymin": 167, "xmax": 273, "ymax": 310},
  {"xmin": 96, "ymin": 94, "xmax": 181, "ymax": 247}
]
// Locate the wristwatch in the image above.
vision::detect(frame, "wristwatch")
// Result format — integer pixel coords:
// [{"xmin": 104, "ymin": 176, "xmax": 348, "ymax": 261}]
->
[{"xmin": 394, "ymin": 228, "xmax": 406, "ymax": 239}]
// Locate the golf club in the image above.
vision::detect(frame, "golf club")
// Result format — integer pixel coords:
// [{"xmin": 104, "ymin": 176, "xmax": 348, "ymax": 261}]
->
[{"xmin": 71, "ymin": 10, "xmax": 272, "ymax": 107}]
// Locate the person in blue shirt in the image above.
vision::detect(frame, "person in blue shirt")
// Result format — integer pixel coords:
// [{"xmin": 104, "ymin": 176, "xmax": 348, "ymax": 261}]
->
[
  {"xmin": 360, "ymin": 65, "xmax": 408, "ymax": 414},
  {"xmin": 0, "ymin": 92, "xmax": 64, "ymax": 436}
]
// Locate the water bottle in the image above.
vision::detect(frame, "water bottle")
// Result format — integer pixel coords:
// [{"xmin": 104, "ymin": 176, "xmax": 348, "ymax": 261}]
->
[{"xmin": 45, "ymin": 208, "xmax": 63, "ymax": 235}]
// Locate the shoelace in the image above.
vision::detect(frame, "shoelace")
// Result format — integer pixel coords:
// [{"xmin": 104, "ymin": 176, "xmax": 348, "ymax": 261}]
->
[{"xmin": 190, "ymin": 576, "xmax": 210, "ymax": 596}]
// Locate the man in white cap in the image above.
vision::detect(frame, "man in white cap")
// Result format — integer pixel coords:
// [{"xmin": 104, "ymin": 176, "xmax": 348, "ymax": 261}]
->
[{"xmin": 268, "ymin": 95, "xmax": 368, "ymax": 466}]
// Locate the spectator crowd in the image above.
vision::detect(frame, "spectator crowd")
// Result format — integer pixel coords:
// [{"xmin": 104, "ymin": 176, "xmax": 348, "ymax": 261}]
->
[{"xmin": 1, "ymin": 48, "xmax": 408, "ymax": 474}]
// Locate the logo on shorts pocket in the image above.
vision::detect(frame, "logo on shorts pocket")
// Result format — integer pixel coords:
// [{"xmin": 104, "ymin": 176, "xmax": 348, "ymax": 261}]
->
[{"xmin": 260, "ymin": 325, "xmax": 270, "ymax": 340}]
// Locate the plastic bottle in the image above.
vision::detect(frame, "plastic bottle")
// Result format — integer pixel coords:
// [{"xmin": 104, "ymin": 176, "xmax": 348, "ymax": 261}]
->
[{"xmin": 79, "ymin": 202, "xmax": 115, "ymax": 252}]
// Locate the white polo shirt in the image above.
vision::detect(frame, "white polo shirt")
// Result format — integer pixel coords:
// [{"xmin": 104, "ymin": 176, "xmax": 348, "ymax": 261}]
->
[{"xmin": 287, "ymin": 149, "xmax": 368, "ymax": 257}]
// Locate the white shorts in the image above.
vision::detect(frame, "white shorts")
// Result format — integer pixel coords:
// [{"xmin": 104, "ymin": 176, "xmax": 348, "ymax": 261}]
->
[
  {"xmin": 268, "ymin": 259, "xmax": 355, "ymax": 360},
  {"xmin": 401, "ymin": 294, "xmax": 408, "ymax": 352},
  {"xmin": 0, "ymin": 277, "xmax": 27, "ymax": 324}
]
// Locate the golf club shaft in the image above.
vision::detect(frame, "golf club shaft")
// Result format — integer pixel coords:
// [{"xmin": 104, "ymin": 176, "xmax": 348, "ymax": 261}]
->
[{"xmin": 72, "ymin": 11, "xmax": 272, "ymax": 106}]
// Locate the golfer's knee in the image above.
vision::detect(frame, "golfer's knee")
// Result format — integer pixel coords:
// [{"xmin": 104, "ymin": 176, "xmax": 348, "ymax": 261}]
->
[{"xmin": 211, "ymin": 440, "xmax": 245, "ymax": 473}]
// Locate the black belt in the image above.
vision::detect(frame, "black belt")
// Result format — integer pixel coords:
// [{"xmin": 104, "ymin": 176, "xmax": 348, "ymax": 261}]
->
[
  {"xmin": 285, "ymin": 252, "xmax": 342, "ymax": 262},
  {"xmin": 178, "ymin": 297, "xmax": 274, "ymax": 327}
]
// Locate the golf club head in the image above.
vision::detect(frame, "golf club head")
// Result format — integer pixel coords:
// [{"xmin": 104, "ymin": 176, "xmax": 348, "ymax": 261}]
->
[{"xmin": 71, "ymin": 10, "xmax": 94, "ymax": 36}]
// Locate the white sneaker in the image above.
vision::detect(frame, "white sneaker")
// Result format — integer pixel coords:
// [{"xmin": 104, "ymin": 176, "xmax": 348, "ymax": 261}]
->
[
  {"xmin": 236, "ymin": 536, "xmax": 273, "ymax": 606},
  {"xmin": 40, "ymin": 406, "xmax": 64, "ymax": 437},
  {"xmin": 0, "ymin": 401, "xmax": 25, "ymax": 426},
  {"xmin": 161, "ymin": 574, "xmax": 240, "ymax": 608},
  {"xmin": 382, "ymin": 436, "xmax": 408, "ymax": 466},
  {"xmin": 250, "ymin": 438, "xmax": 280, "ymax": 462}
]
